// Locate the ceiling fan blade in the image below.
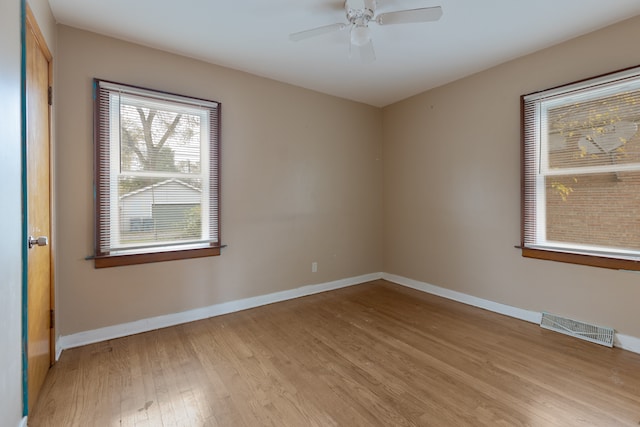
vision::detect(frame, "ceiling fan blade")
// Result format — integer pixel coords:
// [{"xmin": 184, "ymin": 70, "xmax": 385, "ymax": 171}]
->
[
  {"xmin": 355, "ymin": 39, "xmax": 376, "ymax": 63},
  {"xmin": 376, "ymin": 6, "xmax": 443, "ymax": 25},
  {"xmin": 289, "ymin": 23, "xmax": 347, "ymax": 42}
]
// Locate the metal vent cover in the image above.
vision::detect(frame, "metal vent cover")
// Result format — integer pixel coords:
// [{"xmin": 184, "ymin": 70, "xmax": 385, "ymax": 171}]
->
[{"xmin": 540, "ymin": 312, "xmax": 614, "ymax": 347}]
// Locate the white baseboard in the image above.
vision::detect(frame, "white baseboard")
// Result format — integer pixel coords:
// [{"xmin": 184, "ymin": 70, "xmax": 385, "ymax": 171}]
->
[
  {"xmin": 383, "ymin": 273, "xmax": 640, "ymax": 355},
  {"xmin": 55, "ymin": 335, "xmax": 62, "ymax": 361},
  {"xmin": 382, "ymin": 273, "xmax": 542, "ymax": 324},
  {"xmin": 57, "ymin": 271, "xmax": 640, "ymax": 357},
  {"xmin": 615, "ymin": 333, "xmax": 640, "ymax": 354},
  {"xmin": 58, "ymin": 272, "xmax": 383, "ymax": 352},
  {"xmin": 19, "ymin": 416, "xmax": 27, "ymax": 427}
]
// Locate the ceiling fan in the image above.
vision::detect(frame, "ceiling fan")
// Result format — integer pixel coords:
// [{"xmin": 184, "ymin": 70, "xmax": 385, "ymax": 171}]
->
[{"xmin": 289, "ymin": 0, "xmax": 443, "ymax": 63}]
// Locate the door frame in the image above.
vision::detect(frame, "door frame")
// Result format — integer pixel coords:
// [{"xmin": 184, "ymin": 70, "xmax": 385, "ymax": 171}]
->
[{"xmin": 21, "ymin": 0, "xmax": 55, "ymax": 416}]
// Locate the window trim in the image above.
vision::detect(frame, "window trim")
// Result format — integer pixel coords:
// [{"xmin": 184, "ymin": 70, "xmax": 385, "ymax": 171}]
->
[
  {"xmin": 521, "ymin": 65, "xmax": 640, "ymax": 271},
  {"xmin": 93, "ymin": 79, "xmax": 222, "ymax": 268},
  {"xmin": 93, "ymin": 247, "xmax": 221, "ymax": 268}
]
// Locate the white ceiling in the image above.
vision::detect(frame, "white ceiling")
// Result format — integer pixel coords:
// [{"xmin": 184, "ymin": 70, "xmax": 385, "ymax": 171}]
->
[{"xmin": 49, "ymin": 0, "xmax": 640, "ymax": 107}]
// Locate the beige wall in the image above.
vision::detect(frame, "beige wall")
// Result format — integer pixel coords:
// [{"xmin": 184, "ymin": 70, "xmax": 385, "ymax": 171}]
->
[
  {"xmin": 55, "ymin": 26, "xmax": 383, "ymax": 335},
  {"xmin": 56, "ymin": 15, "xmax": 640, "ymax": 341},
  {"xmin": 383, "ymin": 15, "xmax": 640, "ymax": 338}
]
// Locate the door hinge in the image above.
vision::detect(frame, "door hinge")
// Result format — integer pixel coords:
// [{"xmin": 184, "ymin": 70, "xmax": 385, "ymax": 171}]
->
[
  {"xmin": 48, "ymin": 86, "xmax": 52, "ymax": 106},
  {"xmin": 50, "ymin": 309, "xmax": 55, "ymax": 330}
]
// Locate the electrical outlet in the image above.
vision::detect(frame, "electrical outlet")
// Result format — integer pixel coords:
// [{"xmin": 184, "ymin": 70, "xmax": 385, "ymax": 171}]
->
[{"xmin": 311, "ymin": 262, "xmax": 318, "ymax": 273}]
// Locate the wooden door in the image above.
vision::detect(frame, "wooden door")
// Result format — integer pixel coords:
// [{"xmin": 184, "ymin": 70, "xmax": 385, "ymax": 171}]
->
[{"xmin": 26, "ymin": 5, "xmax": 54, "ymax": 413}]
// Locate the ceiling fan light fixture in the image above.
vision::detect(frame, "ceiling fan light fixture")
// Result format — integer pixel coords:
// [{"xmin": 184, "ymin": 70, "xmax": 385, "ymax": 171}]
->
[{"xmin": 351, "ymin": 25, "xmax": 371, "ymax": 46}]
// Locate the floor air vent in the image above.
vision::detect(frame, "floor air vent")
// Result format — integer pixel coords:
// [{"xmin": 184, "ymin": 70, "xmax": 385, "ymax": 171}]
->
[{"xmin": 540, "ymin": 312, "xmax": 614, "ymax": 347}]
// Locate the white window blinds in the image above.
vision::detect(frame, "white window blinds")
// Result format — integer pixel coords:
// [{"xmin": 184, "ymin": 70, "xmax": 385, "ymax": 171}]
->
[
  {"xmin": 94, "ymin": 80, "xmax": 221, "ymax": 263},
  {"xmin": 522, "ymin": 66, "xmax": 640, "ymax": 268}
]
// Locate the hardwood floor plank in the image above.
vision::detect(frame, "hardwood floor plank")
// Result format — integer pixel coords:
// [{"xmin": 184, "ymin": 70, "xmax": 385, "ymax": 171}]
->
[{"xmin": 29, "ymin": 280, "xmax": 640, "ymax": 426}]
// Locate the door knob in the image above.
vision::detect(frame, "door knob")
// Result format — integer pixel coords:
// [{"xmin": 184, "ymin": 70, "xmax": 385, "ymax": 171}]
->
[{"xmin": 28, "ymin": 236, "xmax": 48, "ymax": 249}]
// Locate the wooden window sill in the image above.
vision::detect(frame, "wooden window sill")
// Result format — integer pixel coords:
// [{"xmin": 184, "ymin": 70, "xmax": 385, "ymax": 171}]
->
[
  {"xmin": 94, "ymin": 246, "xmax": 221, "ymax": 268},
  {"xmin": 521, "ymin": 247, "xmax": 640, "ymax": 271}
]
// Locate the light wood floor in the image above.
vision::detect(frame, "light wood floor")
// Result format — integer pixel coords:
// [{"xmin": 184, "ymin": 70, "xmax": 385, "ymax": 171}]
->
[{"xmin": 30, "ymin": 280, "xmax": 640, "ymax": 426}]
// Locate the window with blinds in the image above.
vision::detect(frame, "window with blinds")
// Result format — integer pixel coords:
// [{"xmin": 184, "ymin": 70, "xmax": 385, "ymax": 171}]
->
[
  {"xmin": 522, "ymin": 66, "xmax": 640, "ymax": 270},
  {"xmin": 93, "ymin": 79, "xmax": 221, "ymax": 267}
]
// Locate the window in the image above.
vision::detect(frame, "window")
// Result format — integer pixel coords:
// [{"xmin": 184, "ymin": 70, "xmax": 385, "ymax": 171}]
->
[
  {"xmin": 522, "ymin": 66, "xmax": 640, "ymax": 270},
  {"xmin": 93, "ymin": 79, "xmax": 221, "ymax": 267}
]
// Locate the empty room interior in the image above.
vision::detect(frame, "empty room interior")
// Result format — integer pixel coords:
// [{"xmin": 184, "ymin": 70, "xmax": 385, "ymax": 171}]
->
[{"xmin": 3, "ymin": 0, "xmax": 640, "ymax": 425}]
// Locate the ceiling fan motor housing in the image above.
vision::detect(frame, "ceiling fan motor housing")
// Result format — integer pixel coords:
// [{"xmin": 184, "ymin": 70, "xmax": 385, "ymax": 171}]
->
[{"xmin": 346, "ymin": 0, "xmax": 375, "ymax": 25}]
